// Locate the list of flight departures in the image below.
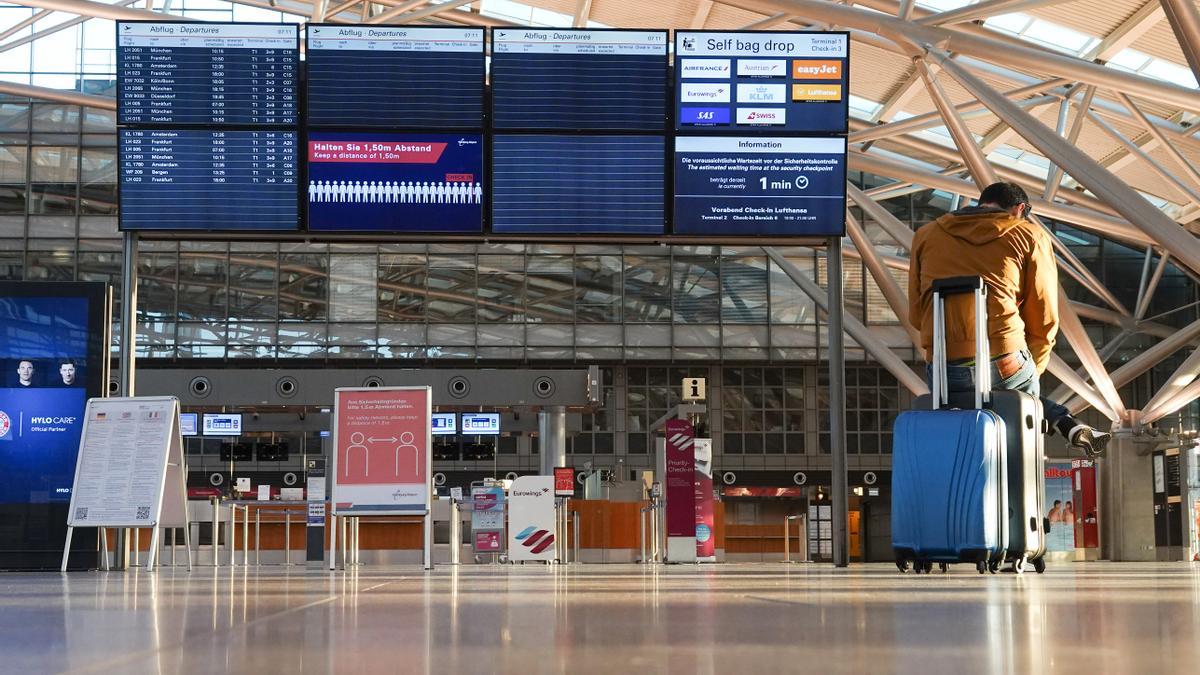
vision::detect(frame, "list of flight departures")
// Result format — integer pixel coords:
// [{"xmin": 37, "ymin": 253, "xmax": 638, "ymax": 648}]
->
[
  {"xmin": 117, "ymin": 22, "xmax": 298, "ymax": 126},
  {"xmin": 120, "ymin": 129, "xmax": 298, "ymax": 230}
]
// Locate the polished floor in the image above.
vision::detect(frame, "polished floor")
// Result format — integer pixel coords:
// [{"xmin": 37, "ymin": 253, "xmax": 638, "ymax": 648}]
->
[{"xmin": 3, "ymin": 562, "xmax": 1199, "ymax": 674}]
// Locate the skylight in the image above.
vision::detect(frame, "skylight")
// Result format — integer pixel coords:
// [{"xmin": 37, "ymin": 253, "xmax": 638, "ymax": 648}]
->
[{"xmin": 983, "ymin": 13, "xmax": 1098, "ymax": 55}]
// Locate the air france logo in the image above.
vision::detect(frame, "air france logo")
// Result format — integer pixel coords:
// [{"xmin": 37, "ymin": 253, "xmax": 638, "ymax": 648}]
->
[
  {"xmin": 680, "ymin": 58, "xmax": 731, "ymax": 79},
  {"xmin": 0, "ymin": 410, "xmax": 10, "ymax": 438}
]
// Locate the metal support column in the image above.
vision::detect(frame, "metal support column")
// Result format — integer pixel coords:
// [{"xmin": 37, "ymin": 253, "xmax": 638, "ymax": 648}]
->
[
  {"xmin": 827, "ymin": 237, "xmax": 849, "ymax": 568},
  {"xmin": 114, "ymin": 230, "xmax": 138, "ymax": 570},
  {"xmin": 538, "ymin": 406, "xmax": 567, "ymax": 476}
]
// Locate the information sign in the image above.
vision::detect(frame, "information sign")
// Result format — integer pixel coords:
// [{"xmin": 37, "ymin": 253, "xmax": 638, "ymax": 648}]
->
[
  {"xmin": 63, "ymin": 396, "xmax": 190, "ymax": 570},
  {"xmin": 119, "ymin": 129, "xmax": 298, "ymax": 231},
  {"xmin": 306, "ymin": 132, "xmax": 483, "ymax": 232},
  {"xmin": 117, "ymin": 22, "xmax": 299, "ymax": 126},
  {"xmin": 554, "ymin": 467, "xmax": 575, "ymax": 497},
  {"xmin": 331, "ymin": 387, "xmax": 431, "ymax": 514},
  {"xmin": 306, "ymin": 25, "xmax": 484, "ymax": 128},
  {"xmin": 674, "ymin": 31, "xmax": 849, "ymax": 133},
  {"xmin": 673, "ymin": 136, "xmax": 846, "ymax": 236},
  {"xmin": 461, "ymin": 412, "xmax": 500, "ymax": 435},
  {"xmin": 491, "ymin": 29, "xmax": 668, "ymax": 131}
]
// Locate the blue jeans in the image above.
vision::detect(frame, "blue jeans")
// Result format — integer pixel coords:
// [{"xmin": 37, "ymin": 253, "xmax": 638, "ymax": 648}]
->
[{"xmin": 926, "ymin": 349, "xmax": 1073, "ymax": 427}]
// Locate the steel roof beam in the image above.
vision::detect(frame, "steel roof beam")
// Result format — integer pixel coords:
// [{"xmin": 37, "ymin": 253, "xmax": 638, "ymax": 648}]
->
[
  {"xmin": 11, "ymin": 0, "xmax": 163, "ymax": 20},
  {"xmin": 719, "ymin": 0, "xmax": 1200, "ymax": 111},
  {"xmin": 1159, "ymin": 0, "xmax": 1200, "ymax": 84},
  {"xmin": 846, "ymin": 211, "xmax": 921, "ymax": 346},
  {"xmin": 0, "ymin": 79, "xmax": 114, "ymax": 108}
]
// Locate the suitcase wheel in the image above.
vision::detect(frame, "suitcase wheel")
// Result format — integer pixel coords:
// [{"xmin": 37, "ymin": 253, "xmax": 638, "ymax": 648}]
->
[
  {"xmin": 939, "ymin": 563, "xmax": 949, "ymax": 574},
  {"xmin": 1032, "ymin": 557, "xmax": 1046, "ymax": 574},
  {"xmin": 896, "ymin": 559, "xmax": 910, "ymax": 574},
  {"xmin": 988, "ymin": 559, "xmax": 1001, "ymax": 574},
  {"xmin": 976, "ymin": 561, "xmax": 987, "ymax": 574},
  {"xmin": 1012, "ymin": 556, "xmax": 1027, "ymax": 575}
]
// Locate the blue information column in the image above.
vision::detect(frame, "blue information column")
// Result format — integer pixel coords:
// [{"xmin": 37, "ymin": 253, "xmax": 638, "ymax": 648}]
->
[{"xmin": 118, "ymin": 22, "xmax": 298, "ymax": 126}]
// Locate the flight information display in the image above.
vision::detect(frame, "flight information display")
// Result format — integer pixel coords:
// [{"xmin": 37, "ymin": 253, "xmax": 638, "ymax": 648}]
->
[
  {"xmin": 674, "ymin": 31, "xmax": 849, "ymax": 133},
  {"xmin": 307, "ymin": 132, "xmax": 483, "ymax": 232},
  {"xmin": 306, "ymin": 26, "xmax": 484, "ymax": 128},
  {"xmin": 119, "ymin": 129, "xmax": 298, "ymax": 230},
  {"xmin": 674, "ymin": 136, "xmax": 846, "ymax": 236},
  {"xmin": 117, "ymin": 22, "xmax": 299, "ymax": 126},
  {"xmin": 492, "ymin": 135, "xmax": 664, "ymax": 235},
  {"xmin": 491, "ymin": 29, "xmax": 668, "ymax": 131}
]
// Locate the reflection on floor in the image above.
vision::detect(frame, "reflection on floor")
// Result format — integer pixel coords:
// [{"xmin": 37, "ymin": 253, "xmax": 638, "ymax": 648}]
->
[{"xmin": 3, "ymin": 563, "xmax": 1199, "ymax": 673}]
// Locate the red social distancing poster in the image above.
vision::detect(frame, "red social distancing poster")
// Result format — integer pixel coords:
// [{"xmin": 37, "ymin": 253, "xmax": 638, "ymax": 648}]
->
[{"xmin": 332, "ymin": 387, "xmax": 431, "ymax": 514}]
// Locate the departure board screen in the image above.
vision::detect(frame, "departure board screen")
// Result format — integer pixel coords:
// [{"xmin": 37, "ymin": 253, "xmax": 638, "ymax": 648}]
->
[
  {"xmin": 674, "ymin": 136, "xmax": 846, "ymax": 236},
  {"xmin": 492, "ymin": 135, "xmax": 664, "ymax": 235},
  {"xmin": 307, "ymin": 132, "xmax": 483, "ymax": 232},
  {"xmin": 119, "ymin": 129, "xmax": 298, "ymax": 230},
  {"xmin": 674, "ymin": 31, "xmax": 849, "ymax": 133},
  {"xmin": 117, "ymin": 22, "xmax": 299, "ymax": 126},
  {"xmin": 491, "ymin": 29, "xmax": 668, "ymax": 131},
  {"xmin": 306, "ymin": 26, "xmax": 484, "ymax": 128}
]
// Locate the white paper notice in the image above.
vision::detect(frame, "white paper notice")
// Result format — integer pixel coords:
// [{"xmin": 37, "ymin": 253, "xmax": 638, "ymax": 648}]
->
[
  {"xmin": 68, "ymin": 398, "xmax": 175, "ymax": 526},
  {"xmin": 258, "ymin": 485, "xmax": 271, "ymax": 501}
]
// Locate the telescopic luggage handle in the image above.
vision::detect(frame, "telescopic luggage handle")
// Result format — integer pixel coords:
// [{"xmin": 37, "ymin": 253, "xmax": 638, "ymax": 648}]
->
[{"xmin": 931, "ymin": 275, "xmax": 991, "ymax": 410}]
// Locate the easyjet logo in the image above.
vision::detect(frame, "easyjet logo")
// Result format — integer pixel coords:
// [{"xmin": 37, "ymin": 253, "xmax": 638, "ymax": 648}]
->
[{"xmin": 792, "ymin": 60, "xmax": 843, "ymax": 79}]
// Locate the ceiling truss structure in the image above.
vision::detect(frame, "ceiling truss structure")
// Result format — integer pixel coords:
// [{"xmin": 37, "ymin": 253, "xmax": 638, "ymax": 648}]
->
[{"xmin": 4, "ymin": 0, "xmax": 1200, "ymax": 428}]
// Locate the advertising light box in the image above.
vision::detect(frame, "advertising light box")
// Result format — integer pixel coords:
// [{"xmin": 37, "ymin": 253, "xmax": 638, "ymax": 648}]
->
[
  {"xmin": 306, "ymin": 26, "xmax": 485, "ymax": 128},
  {"xmin": 203, "ymin": 413, "xmax": 243, "ymax": 436},
  {"xmin": 461, "ymin": 413, "xmax": 500, "ymax": 435},
  {"xmin": 674, "ymin": 31, "xmax": 849, "ymax": 133},
  {"xmin": 491, "ymin": 29, "xmax": 668, "ymax": 131},
  {"xmin": 179, "ymin": 412, "xmax": 198, "ymax": 437},
  {"xmin": 117, "ymin": 22, "xmax": 299, "ymax": 126},
  {"xmin": 431, "ymin": 412, "xmax": 457, "ymax": 436},
  {"xmin": 674, "ymin": 136, "xmax": 847, "ymax": 237},
  {"xmin": 306, "ymin": 132, "xmax": 483, "ymax": 232}
]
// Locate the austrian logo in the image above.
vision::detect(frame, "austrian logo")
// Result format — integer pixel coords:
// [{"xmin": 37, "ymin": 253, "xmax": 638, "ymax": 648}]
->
[
  {"xmin": 737, "ymin": 59, "xmax": 786, "ymax": 77},
  {"xmin": 0, "ymin": 410, "xmax": 10, "ymax": 438}
]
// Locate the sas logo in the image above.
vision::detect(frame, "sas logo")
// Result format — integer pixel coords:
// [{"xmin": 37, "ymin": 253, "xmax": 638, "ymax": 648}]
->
[
  {"xmin": 681, "ymin": 83, "xmax": 730, "ymax": 103},
  {"xmin": 792, "ymin": 60, "xmax": 843, "ymax": 80},
  {"xmin": 736, "ymin": 83, "xmax": 786, "ymax": 104},
  {"xmin": 0, "ymin": 410, "xmax": 9, "ymax": 438},
  {"xmin": 680, "ymin": 58, "xmax": 731, "ymax": 79},
  {"xmin": 737, "ymin": 108, "xmax": 786, "ymax": 125},
  {"xmin": 737, "ymin": 59, "xmax": 786, "ymax": 77},
  {"xmin": 680, "ymin": 107, "xmax": 731, "ymax": 125}
]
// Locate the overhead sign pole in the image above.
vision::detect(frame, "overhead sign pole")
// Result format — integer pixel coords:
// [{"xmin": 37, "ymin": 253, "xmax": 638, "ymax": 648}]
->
[{"xmin": 329, "ymin": 386, "xmax": 433, "ymax": 570}]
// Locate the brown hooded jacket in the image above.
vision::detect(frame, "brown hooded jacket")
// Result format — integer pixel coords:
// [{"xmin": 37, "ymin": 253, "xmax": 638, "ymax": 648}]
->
[{"xmin": 907, "ymin": 206, "xmax": 1059, "ymax": 374}]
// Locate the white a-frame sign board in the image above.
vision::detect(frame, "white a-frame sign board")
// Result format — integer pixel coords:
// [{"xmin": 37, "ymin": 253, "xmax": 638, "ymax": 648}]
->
[{"xmin": 62, "ymin": 396, "xmax": 191, "ymax": 572}]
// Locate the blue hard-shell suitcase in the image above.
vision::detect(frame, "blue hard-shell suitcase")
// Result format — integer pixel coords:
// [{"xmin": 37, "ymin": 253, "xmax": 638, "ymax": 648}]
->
[{"xmin": 891, "ymin": 276, "xmax": 1010, "ymax": 574}]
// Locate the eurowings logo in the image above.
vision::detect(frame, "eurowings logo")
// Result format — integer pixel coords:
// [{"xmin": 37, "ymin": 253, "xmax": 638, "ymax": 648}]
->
[
  {"xmin": 514, "ymin": 526, "xmax": 555, "ymax": 554},
  {"xmin": 681, "ymin": 83, "xmax": 731, "ymax": 103},
  {"xmin": 669, "ymin": 431, "xmax": 694, "ymax": 452}
]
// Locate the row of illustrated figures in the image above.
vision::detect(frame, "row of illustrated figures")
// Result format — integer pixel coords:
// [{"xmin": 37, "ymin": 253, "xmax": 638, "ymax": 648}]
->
[{"xmin": 308, "ymin": 180, "xmax": 483, "ymax": 204}]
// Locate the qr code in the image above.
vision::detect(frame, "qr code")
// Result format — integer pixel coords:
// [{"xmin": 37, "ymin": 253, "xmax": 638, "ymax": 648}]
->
[
  {"xmin": 74, "ymin": 507, "xmax": 88, "ymax": 520},
  {"xmin": 135, "ymin": 506, "xmax": 150, "ymax": 520}
]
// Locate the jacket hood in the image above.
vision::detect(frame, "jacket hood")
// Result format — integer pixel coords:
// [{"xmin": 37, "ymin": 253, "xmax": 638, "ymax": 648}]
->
[{"xmin": 935, "ymin": 206, "xmax": 1024, "ymax": 245}]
